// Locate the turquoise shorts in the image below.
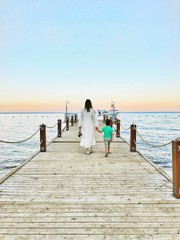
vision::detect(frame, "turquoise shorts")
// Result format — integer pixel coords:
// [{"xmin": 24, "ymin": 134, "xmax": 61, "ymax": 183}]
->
[{"xmin": 104, "ymin": 138, "xmax": 111, "ymax": 147}]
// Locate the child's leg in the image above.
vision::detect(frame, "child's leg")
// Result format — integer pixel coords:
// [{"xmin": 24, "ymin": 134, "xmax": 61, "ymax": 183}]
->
[
  {"xmin": 104, "ymin": 140, "xmax": 108, "ymax": 156},
  {"xmin": 108, "ymin": 142, "xmax": 111, "ymax": 153}
]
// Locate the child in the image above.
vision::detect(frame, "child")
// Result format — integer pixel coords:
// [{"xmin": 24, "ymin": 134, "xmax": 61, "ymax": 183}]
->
[{"xmin": 101, "ymin": 119, "xmax": 114, "ymax": 157}]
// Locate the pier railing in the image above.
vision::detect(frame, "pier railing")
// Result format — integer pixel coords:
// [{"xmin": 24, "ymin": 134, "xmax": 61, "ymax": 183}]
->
[
  {"xmin": 0, "ymin": 114, "xmax": 77, "ymax": 151},
  {"xmin": 117, "ymin": 119, "xmax": 180, "ymax": 198},
  {"xmin": 0, "ymin": 114, "xmax": 78, "ymax": 185},
  {"xmin": 40, "ymin": 119, "xmax": 67, "ymax": 152}
]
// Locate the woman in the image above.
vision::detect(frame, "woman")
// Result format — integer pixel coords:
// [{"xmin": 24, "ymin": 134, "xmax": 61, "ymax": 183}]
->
[{"xmin": 78, "ymin": 99, "xmax": 100, "ymax": 154}]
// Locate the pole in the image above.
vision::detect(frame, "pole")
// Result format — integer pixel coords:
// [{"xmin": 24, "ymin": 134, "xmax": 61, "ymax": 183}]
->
[
  {"xmin": 75, "ymin": 114, "xmax": 77, "ymax": 123},
  {"xmin": 172, "ymin": 138, "xmax": 180, "ymax": 198},
  {"xmin": 103, "ymin": 115, "xmax": 106, "ymax": 123},
  {"xmin": 130, "ymin": 124, "xmax": 136, "ymax": 152},
  {"xmin": 116, "ymin": 119, "xmax": 120, "ymax": 138},
  {"xmin": 57, "ymin": 119, "xmax": 62, "ymax": 137},
  {"xmin": 111, "ymin": 101, "xmax": 115, "ymax": 123},
  {"xmin": 65, "ymin": 101, "xmax": 69, "ymax": 120},
  {"xmin": 110, "ymin": 118, "xmax": 113, "ymax": 127},
  {"xmin": 71, "ymin": 115, "xmax": 74, "ymax": 126},
  {"xmin": 66, "ymin": 117, "xmax": 69, "ymax": 131},
  {"xmin": 40, "ymin": 124, "xmax": 46, "ymax": 152}
]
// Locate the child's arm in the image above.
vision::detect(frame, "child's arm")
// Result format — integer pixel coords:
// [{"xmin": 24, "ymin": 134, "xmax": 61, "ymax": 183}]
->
[{"xmin": 96, "ymin": 127, "xmax": 102, "ymax": 133}]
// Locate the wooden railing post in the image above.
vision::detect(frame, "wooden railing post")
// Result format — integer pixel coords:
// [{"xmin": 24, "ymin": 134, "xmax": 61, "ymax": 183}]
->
[
  {"xmin": 116, "ymin": 119, "xmax": 120, "ymax": 138},
  {"xmin": 130, "ymin": 124, "xmax": 136, "ymax": 152},
  {"xmin": 110, "ymin": 118, "xmax": 113, "ymax": 127},
  {"xmin": 66, "ymin": 117, "xmax": 69, "ymax": 131},
  {"xmin": 40, "ymin": 124, "xmax": 46, "ymax": 152},
  {"xmin": 75, "ymin": 114, "xmax": 78, "ymax": 123},
  {"xmin": 71, "ymin": 115, "xmax": 74, "ymax": 126},
  {"xmin": 172, "ymin": 138, "xmax": 180, "ymax": 198},
  {"xmin": 57, "ymin": 119, "xmax": 62, "ymax": 138}
]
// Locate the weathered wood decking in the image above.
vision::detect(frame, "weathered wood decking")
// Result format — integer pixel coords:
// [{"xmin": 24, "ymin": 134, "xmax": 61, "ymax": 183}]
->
[{"xmin": 0, "ymin": 122, "xmax": 180, "ymax": 239}]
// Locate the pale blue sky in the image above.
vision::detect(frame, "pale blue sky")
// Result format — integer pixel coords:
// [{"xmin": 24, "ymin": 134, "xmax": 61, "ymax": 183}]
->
[{"xmin": 0, "ymin": 0, "xmax": 179, "ymax": 112}]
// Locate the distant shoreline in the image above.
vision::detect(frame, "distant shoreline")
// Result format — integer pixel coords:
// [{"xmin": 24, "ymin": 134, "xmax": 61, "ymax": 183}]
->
[{"xmin": 0, "ymin": 111, "xmax": 179, "ymax": 114}]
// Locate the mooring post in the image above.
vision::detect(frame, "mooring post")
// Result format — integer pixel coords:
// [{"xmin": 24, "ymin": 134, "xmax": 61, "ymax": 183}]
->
[
  {"xmin": 40, "ymin": 124, "xmax": 46, "ymax": 152},
  {"xmin": 75, "ymin": 114, "xmax": 78, "ymax": 123},
  {"xmin": 57, "ymin": 119, "xmax": 62, "ymax": 138},
  {"xmin": 116, "ymin": 119, "xmax": 120, "ymax": 138},
  {"xmin": 66, "ymin": 117, "xmax": 69, "ymax": 131},
  {"xmin": 110, "ymin": 118, "xmax": 113, "ymax": 127},
  {"xmin": 130, "ymin": 124, "xmax": 136, "ymax": 152},
  {"xmin": 71, "ymin": 115, "xmax": 74, "ymax": 126},
  {"xmin": 172, "ymin": 138, "xmax": 180, "ymax": 198}
]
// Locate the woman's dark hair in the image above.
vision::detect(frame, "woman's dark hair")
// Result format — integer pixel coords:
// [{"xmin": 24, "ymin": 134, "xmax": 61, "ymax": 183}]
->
[{"xmin": 84, "ymin": 99, "xmax": 92, "ymax": 112}]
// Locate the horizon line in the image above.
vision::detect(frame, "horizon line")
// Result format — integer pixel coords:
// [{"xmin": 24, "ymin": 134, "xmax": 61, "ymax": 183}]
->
[{"xmin": 0, "ymin": 111, "xmax": 179, "ymax": 114}]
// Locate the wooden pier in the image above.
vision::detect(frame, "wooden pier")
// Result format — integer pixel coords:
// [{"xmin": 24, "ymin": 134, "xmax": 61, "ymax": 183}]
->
[{"xmin": 0, "ymin": 122, "xmax": 180, "ymax": 239}]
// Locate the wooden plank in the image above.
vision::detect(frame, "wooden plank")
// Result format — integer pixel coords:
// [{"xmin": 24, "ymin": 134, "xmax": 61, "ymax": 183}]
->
[{"xmin": 1, "ymin": 235, "xmax": 180, "ymax": 240}]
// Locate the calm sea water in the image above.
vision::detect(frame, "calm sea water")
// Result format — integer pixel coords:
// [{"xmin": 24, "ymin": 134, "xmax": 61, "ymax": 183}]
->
[
  {"xmin": 0, "ymin": 112, "xmax": 179, "ymax": 179},
  {"xmin": 0, "ymin": 113, "xmax": 65, "ymax": 178},
  {"xmin": 118, "ymin": 112, "xmax": 180, "ymax": 177}
]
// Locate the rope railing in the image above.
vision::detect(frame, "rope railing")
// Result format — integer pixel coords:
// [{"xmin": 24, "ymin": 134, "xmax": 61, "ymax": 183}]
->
[
  {"xmin": 0, "ymin": 119, "xmax": 66, "ymax": 148},
  {"xmin": 0, "ymin": 118, "xmax": 67, "ymax": 160},
  {"xmin": 46, "ymin": 123, "xmax": 57, "ymax": 129},
  {"xmin": 126, "ymin": 121, "xmax": 180, "ymax": 197},
  {"xmin": 136, "ymin": 129, "xmax": 172, "ymax": 148},
  {"xmin": 133, "ymin": 139, "xmax": 172, "ymax": 182},
  {"xmin": 62, "ymin": 126, "xmax": 66, "ymax": 132},
  {"xmin": 0, "ymin": 127, "xmax": 40, "ymax": 144},
  {"xmin": 120, "ymin": 123, "xmax": 131, "ymax": 131},
  {"xmin": 120, "ymin": 120, "xmax": 173, "ymax": 149}
]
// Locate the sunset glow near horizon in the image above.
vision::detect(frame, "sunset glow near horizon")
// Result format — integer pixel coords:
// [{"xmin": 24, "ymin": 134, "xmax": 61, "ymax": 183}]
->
[{"xmin": 0, "ymin": 0, "xmax": 179, "ymax": 113}]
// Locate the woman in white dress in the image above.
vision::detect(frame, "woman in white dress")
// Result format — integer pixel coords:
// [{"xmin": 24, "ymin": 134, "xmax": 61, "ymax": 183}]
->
[{"xmin": 78, "ymin": 99, "xmax": 100, "ymax": 154}]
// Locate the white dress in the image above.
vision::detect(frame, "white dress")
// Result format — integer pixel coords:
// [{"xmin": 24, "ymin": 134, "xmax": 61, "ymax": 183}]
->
[{"xmin": 78, "ymin": 108, "xmax": 99, "ymax": 148}]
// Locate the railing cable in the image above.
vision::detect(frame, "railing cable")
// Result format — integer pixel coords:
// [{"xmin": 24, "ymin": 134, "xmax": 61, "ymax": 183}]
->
[
  {"xmin": 136, "ymin": 130, "xmax": 172, "ymax": 148},
  {"xmin": 46, "ymin": 123, "xmax": 57, "ymax": 129},
  {"xmin": 0, "ymin": 128, "xmax": 40, "ymax": 144},
  {"xmin": 120, "ymin": 123, "xmax": 131, "ymax": 131}
]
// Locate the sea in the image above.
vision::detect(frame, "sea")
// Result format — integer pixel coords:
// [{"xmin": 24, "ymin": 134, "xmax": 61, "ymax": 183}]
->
[{"xmin": 0, "ymin": 112, "xmax": 179, "ymax": 180}]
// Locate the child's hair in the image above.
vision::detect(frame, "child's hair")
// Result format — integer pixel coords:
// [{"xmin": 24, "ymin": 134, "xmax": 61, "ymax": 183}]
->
[{"xmin": 106, "ymin": 119, "xmax": 111, "ymax": 126}]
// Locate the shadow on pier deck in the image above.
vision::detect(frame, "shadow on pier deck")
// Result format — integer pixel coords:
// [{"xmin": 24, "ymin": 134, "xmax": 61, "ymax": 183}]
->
[{"xmin": 0, "ymin": 123, "xmax": 180, "ymax": 239}]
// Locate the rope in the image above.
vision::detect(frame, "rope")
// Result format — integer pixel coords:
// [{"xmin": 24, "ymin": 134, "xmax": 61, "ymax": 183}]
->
[
  {"xmin": 0, "ymin": 128, "xmax": 40, "ymax": 144},
  {"xmin": 136, "ymin": 130, "xmax": 172, "ymax": 148},
  {"xmin": 0, "ymin": 122, "xmax": 68, "ymax": 145},
  {"xmin": 112, "ymin": 126, "xmax": 116, "ymax": 132},
  {"xmin": 57, "ymin": 126, "xmax": 66, "ymax": 135},
  {"xmin": 62, "ymin": 126, "xmax": 67, "ymax": 132},
  {"xmin": 120, "ymin": 123, "xmax": 131, "ymax": 131},
  {"xmin": 46, "ymin": 123, "xmax": 57, "ymax": 129}
]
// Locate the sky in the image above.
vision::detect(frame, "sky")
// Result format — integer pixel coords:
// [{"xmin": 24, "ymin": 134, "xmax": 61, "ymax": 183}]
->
[{"xmin": 0, "ymin": 0, "xmax": 179, "ymax": 112}]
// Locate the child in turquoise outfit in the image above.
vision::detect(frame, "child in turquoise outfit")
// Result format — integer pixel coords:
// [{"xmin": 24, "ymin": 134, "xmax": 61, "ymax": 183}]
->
[{"xmin": 101, "ymin": 119, "xmax": 114, "ymax": 157}]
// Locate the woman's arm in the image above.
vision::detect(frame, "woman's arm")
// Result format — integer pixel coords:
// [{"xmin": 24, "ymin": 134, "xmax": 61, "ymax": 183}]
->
[
  {"xmin": 78, "ymin": 109, "xmax": 84, "ymax": 127},
  {"xmin": 96, "ymin": 127, "xmax": 102, "ymax": 133}
]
